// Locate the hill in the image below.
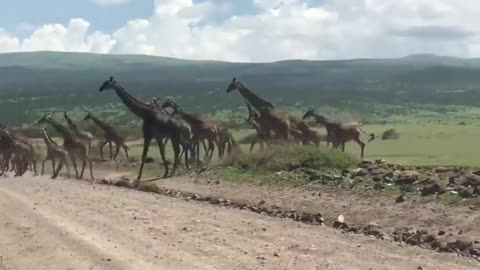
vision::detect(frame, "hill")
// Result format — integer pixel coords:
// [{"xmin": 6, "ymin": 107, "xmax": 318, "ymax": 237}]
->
[{"xmin": 1, "ymin": 51, "xmax": 480, "ymax": 125}]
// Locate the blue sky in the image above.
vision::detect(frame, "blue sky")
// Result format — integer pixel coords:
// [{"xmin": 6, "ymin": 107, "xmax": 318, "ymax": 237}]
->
[
  {"xmin": 2, "ymin": 0, "xmax": 152, "ymax": 36},
  {"xmin": 1, "ymin": 0, "xmax": 258, "ymax": 37},
  {"xmin": 0, "ymin": 0, "xmax": 478, "ymax": 62}
]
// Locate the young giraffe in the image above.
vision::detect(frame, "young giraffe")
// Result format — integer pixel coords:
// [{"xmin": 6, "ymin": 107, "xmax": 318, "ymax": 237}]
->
[
  {"xmin": 99, "ymin": 77, "xmax": 185, "ymax": 186},
  {"xmin": 37, "ymin": 114, "xmax": 93, "ymax": 179},
  {"xmin": 217, "ymin": 126, "xmax": 238, "ymax": 157},
  {"xmin": 0, "ymin": 128, "xmax": 36, "ymax": 176},
  {"xmin": 245, "ymin": 102, "xmax": 269, "ymax": 152},
  {"xmin": 161, "ymin": 98, "xmax": 219, "ymax": 162},
  {"xmin": 288, "ymin": 116, "xmax": 323, "ymax": 146},
  {"xmin": 64, "ymin": 112, "xmax": 94, "ymax": 150},
  {"xmin": 302, "ymin": 109, "xmax": 375, "ymax": 159},
  {"xmin": 83, "ymin": 112, "xmax": 129, "ymax": 161},
  {"xmin": 40, "ymin": 128, "xmax": 71, "ymax": 178},
  {"xmin": 150, "ymin": 97, "xmax": 195, "ymax": 164},
  {"xmin": 0, "ymin": 125, "xmax": 36, "ymax": 172},
  {"xmin": 226, "ymin": 78, "xmax": 292, "ymax": 141}
]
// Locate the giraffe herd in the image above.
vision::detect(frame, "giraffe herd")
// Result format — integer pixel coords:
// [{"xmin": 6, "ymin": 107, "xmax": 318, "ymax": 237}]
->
[{"xmin": 0, "ymin": 76, "xmax": 374, "ymax": 184}]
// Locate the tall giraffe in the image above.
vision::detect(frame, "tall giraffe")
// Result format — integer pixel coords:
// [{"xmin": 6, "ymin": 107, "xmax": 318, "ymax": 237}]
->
[
  {"xmin": 37, "ymin": 114, "xmax": 93, "ymax": 179},
  {"xmin": 99, "ymin": 77, "xmax": 185, "ymax": 186},
  {"xmin": 161, "ymin": 98, "xmax": 219, "ymax": 162},
  {"xmin": 64, "ymin": 112, "xmax": 94, "ymax": 150},
  {"xmin": 40, "ymin": 128, "xmax": 70, "ymax": 178},
  {"xmin": 226, "ymin": 78, "xmax": 291, "ymax": 141},
  {"xmin": 83, "ymin": 112, "xmax": 129, "ymax": 161}
]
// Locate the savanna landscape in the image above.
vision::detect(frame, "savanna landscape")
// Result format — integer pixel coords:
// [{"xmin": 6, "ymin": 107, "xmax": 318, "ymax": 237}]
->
[{"xmin": 2, "ymin": 51, "xmax": 480, "ymax": 270}]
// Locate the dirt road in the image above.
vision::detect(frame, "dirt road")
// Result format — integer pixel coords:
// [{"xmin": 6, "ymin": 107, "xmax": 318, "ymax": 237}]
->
[{"xmin": 0, "ymin": 176, "xmax": 477, "ymax": 270}]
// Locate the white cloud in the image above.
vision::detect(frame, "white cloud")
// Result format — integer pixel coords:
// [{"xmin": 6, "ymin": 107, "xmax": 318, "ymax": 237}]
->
[
  {"xmin": 90, "ymin": 0, "xmax": 131, "ymax": 6},
  {"xmin": 0, "ymin": 29, "xmax": 20, "ymax": 53},
  {"xmin": 2, "ymin": 0, "xmax": 480, "ymax": 61},
  {"xmin": 21, "ymin": 19, "xmax": 116, "ymax": 53}
]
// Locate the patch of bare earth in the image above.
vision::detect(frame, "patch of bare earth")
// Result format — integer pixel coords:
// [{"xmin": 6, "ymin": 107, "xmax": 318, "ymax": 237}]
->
[
  {"xmin": 151, "ymin": 175, "xmax": 480, "ymax": 255},
  {"xmin": 0, "ymin": 175, "xmax": 476, "ymax": 269}
]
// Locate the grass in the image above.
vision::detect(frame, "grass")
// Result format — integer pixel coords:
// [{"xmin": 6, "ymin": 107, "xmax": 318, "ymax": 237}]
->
[
  {"xmin": 438, "ymin": 192, "xmax": 464, "ymax": 205},
  {"xmin": 209, "ymin": 144, "xmax": 358, "ymax": 186},
  {"xmin": 223, "ymin": 144, "xmax": 358, "ymax": 172},
  {"xmin": 121, "ymin": 119, "xmax": 480, "ymax": 169}
]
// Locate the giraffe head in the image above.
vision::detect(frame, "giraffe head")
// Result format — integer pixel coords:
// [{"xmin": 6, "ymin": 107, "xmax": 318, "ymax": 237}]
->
[
  {"xmin": 99, "ymin": 76, "xmax": 117, "ymax": 92},
  {"xmin": 83, "ymin": 112, "xmax": 93, "ymax": 121},
  {"xmin": 37, "ymin": 114, "xmax": 53, "ymax": 125},
  {"xmin": 226, "ymin": 78, "xmax": 241, "ymax": 93},
  {"xmin": 161, "ymin": 98, "xmax": 177, "ymax": 110},
  {"xmin": 302, "ymin": 107, "xmax": 317, "ymax": 120}
]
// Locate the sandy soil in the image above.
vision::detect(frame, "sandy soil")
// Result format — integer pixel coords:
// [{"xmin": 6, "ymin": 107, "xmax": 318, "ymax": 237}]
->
[
  {"xmin": 0, "ymin": 175, "xmax": 477, "ymax": 270},
  {"xmin": 155, "ymin": 176, "xmax": 480, "ymax": 243}
]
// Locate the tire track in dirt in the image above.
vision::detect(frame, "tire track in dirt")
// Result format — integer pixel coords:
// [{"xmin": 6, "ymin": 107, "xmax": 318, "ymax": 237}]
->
[{"xmin": 0, "ymin": 186, "xmax": 159, "ymax": 270}]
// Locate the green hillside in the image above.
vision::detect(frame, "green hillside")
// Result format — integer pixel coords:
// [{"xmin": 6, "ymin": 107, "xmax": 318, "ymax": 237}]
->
[{"xmin": 1, "ymin": 51, "xmax": 480, "ymax": 126}]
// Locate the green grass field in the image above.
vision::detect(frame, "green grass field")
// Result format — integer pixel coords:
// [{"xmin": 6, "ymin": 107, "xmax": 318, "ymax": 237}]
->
[{"xmin": 122, "ymin": 120, "xmax": 480, "ymax": 169}]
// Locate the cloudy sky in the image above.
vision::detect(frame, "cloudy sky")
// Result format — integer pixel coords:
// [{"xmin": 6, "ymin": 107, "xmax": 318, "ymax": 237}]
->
[{"xmin": 0, "ymin": 0, "xmax": 479, "ymax": 62}]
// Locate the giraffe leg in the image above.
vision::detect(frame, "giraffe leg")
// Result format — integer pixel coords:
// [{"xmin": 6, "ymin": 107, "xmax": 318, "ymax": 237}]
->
[
  {"xmin": 155, "ymin": 137, "xmax": 169, "ymax": 178},
  {"xmin": 32, "ymin": 158, "xmax": 37, "ymax": 176},
  {"xmin": 113, "ymin": 142, "xmax": 121, "ymax": 160},
  {"xmin": 69, "ymin": 154, "xmax": 79, "ymax": 179},
  {"xmin": 122, "ymin": 144, "xmax": 129, "ymax": 161},
  {"xmin": 52, "ymin": 161, "xmax": 63, "ymax": 179},
  {"xmin": 88, "ymin": 158, "xmax": 94, "ymax": 180},
  {"xmin": 354, "ymin": 137, "xmax": 366, "ymax": 159},
  {"xmin": 99, "ymin": 141, "xmax": 108, "ymax": 161},
  {"xmin": 109, "ymin": 142, "xmax": 113, "ymax": 161},
  {"xmin": 136, "ymin": 133, "xmax": 152, "ymax": 186},
  {"xmin": 171, "ymin": 138, "xmax": 181, "ymax": 177},
  {"xmin": 52, "ymin": 158, "xmax": 56, "ymax": 175},
  {"xmin": 80, "ymin": 159, "xmax": 86, "ymax": 179},
  {"xmin": 41, "ymin": 158, "xmax": 47, "ymax": 176},
  {"xmin": 64, "ymin": 157, "xmax": 71, "ymax": 178}
]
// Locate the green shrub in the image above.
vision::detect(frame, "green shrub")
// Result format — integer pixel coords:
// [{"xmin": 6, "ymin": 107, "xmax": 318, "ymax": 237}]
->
[
  {"xmin": 222, "ymin": 144, "xmax": 358, "ymax": 172},
  {"xmin": 381, "ymin": 128, "xmax": 400, "ymax": 140}
]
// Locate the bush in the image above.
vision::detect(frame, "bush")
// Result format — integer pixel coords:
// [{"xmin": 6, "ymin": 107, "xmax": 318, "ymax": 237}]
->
[
  {"xmin": 222, "ymin": 144, "xmax": 358, "ymax": 172},
  {"xmin": 381, "ymin": 128, "xmax": 400, "ymax": 140}
]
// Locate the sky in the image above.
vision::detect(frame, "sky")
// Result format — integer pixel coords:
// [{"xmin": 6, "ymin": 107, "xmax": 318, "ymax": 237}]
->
[{"xmin": 1, "ymin": 0, "xmax": 480, "ymax": 62}]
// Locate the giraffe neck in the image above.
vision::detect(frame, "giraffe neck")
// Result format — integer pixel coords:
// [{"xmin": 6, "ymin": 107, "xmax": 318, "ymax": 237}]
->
[
  {"xmin": 112, "ymin": 85, "xmax": 155, "ymax": 119},
  {"xmin": 237, "ymin": 84, "xmax": 274, "ymax": 113},
  {"xmin": 46, "ymin": 119, "xmax": 73, "ymax": 139},
  {"xmin": 66, "ymin": 117, "xmax": 81, "ymax": 134},
  {"xmin": 41, "ymin": 129, "xmax": 58, "ymax": 147},
  {"xmin": 171, "ymin": 107, "xmax": 203, "ymax": 126},
  {"xmin": 89, "ymin": 115, "xmax": 111, "ymax": 132},
  {"xmin": 0, "ymin": 130, "xmax": 15, "ymax": 144}
]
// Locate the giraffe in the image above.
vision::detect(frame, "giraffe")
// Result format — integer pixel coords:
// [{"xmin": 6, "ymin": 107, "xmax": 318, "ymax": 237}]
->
[
  {"xmin": 64, "ymin": 112, "xmax": 94, "ymax": 150},
  {"xmin": 226, "ymin": 78, "xmax": 292, "ymax": 141},
  {"xmin": 150, "ymin": 96, "xmax": 194, "ymax": 164},
  {"xmin": 0, "ymin": 128, "xmax": 36, "ymax": 176},
  {"xmin": 288, "ymin": 116, "xmax": 323, "ymax": 146},
  {"xmin": 40, "ymin": 128, "xmax": 71, "ymax": 178},
  {"xmin": 83, "ymin": 112, "xmax": 129, "ymax": 161},
  {"xmin": 217, "ymin": 125, "xmax": 238, "ymax": 157},
  {"xmin": 37, "ymin": 114, "xmax": 93, "ymax": 179},
  {"xmin": 161, "ymin": 98, "xmax": 219, "ymax": 162},
  {"xmin": 99, "ymin": 77, "xmax": 185, "ymax": 186},
  {"xmin": 245, "ymin": 103, "xmax": 269, "ymax": 152},
  {"xmin": 0, "ymin": 126, "xmax": 36, "ymax": 172},
  {"xmin": 302, "ymin": 109, "xmax": 375, "ymax": 158}
]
